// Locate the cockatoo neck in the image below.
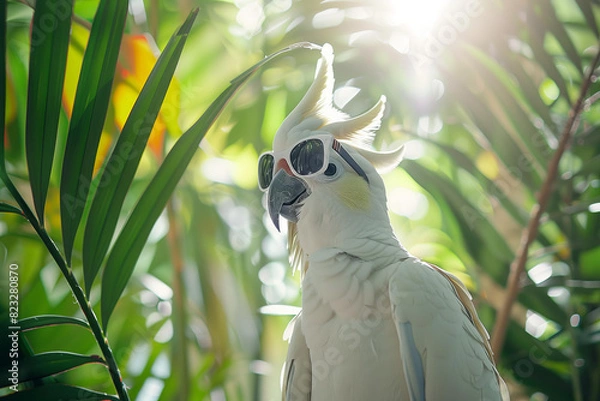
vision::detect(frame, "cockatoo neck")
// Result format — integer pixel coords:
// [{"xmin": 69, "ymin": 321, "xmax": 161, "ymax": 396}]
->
[{"xmin": 294, "ymin": 177, "xmax": 407, "ymax": 262}]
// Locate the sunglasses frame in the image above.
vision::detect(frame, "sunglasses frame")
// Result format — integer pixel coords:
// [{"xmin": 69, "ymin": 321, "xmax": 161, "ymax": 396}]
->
[{"xmin": 258, "ymin": 135, "xmax": 369, "ymax": 191}]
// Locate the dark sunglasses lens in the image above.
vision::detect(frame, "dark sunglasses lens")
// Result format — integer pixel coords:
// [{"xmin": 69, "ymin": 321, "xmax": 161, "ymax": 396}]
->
[
  {"xmin": 258, "ymin": 154, "xmax": 274, "ymax": 189},
  {"xmin": 290, "ymin": 139, "xmax": 324, "ymax": 176}
]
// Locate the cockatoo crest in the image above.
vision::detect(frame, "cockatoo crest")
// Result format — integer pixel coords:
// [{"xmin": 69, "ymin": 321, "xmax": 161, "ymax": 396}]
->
[
  {"xmin": 273, "ymin": 44, "xmax": 404, "ymax": 275},
  {"xmin": 274, "ymin": 43, "xmax": 404, "ymax": 174}
]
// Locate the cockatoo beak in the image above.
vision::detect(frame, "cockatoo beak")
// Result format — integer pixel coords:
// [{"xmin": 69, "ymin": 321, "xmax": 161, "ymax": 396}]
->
[{"xmin": 267, "ymin": 170, "xmax": 310, "ymax": 231}]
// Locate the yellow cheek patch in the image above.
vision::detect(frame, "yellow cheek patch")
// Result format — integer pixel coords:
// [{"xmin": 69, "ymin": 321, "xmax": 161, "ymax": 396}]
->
[{"xmin": 334, "ymin": 175, "xmax": 370, "ymax": 211}]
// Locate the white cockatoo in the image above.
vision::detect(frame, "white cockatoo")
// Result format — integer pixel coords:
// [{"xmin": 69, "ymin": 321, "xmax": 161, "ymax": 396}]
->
[{"xmin": 258, "ymin": 44, "xmax": 509, "ymax": 401}]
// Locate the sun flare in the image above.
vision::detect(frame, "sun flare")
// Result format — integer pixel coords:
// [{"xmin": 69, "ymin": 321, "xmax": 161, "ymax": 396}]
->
[{"xmin": 388, "ymin": 0, "xmax": 450, "ymax": 36}]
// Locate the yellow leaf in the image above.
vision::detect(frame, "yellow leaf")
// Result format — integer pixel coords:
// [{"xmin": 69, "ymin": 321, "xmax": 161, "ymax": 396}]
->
[
  {"xmin": 114, "ymin": 34, "xmax": 181, "ymax": 158},
  {"xmin": 62, "ymin": 23, "xmax": 89, "ymax": 118},
  {"xmin": 94, "ymin": 131, "xmax": 114, "ymax": 176},
  {"xmin": 112, "ymin": 82, "xmax": 138, "ymax": 132},
  {"xmin": 476, "ymin": 150, "xmax": 499, "ymax": 180},
  {"xmin": 45, "ymin": 187, "xmax": 62, "ymax": 233}
]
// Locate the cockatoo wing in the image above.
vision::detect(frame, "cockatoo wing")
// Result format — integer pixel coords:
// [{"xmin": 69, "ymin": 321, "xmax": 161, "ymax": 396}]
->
[
  {"xmin": 282, "ymin": 312, "xmax": 312, "ymax": 401},
  {"xmin": 390, "ymin": 257, "xmax": 509, "ymax": 401}
]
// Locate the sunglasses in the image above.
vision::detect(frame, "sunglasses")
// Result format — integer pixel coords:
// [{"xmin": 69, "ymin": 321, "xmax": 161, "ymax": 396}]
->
[{"xmin": 258, "ymin": 135, "xmax": 369, "ymax": 191}]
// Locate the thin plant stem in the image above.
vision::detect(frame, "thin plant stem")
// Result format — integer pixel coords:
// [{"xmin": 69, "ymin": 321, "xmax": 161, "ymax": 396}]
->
[
  {"xmin": 166, "ymin": 200, "xmax": 190, "ymax": 401},
  {"xmin": 0, "ymin": 172, "xmax": 130, "ymax": 401},
  {"xmin": 490, "ymin": 47, "xmax": 600, "ymax": 359}
]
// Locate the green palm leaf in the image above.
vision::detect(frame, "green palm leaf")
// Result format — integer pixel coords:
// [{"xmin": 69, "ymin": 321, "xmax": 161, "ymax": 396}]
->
[
  {"xmin": 0, "ymin": 352, "xmax": 104, "ymax": 384},
  {"xmin": 82, "ymin": 9, "xmax": 198, "ymax": 294},
  {"xmin": 59, "ymin": 0, "xmax": 128, "ymax": 264},
  {"xmin": 18, "ymin": 315, "xmax": 90, "ymax": 331},
  {"xmin": 0, "ymin": 203, "xmax": 22, "ymax": 215},
  {"xmin": 25, "ymin": 0, "xmax": 73, "ymax": 223},
  {"xmin": 0, "ymin": 384, "xmax": 119, "ymax": 401},
  {"xmin": 0, "ymin": 1, "xmax": 7, "ymax": 172}
]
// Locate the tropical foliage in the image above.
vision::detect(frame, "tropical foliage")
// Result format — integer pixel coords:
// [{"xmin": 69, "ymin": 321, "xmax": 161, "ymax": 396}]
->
[{"xmin": 1, "ymin": 0, "xmax": 599, "ymax": 400}]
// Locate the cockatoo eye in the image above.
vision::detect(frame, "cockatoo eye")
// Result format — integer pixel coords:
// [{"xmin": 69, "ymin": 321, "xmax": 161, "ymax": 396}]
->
[
  {"xmin": 320, "ymin": 160, "xmax": 342, "ymax": 181},
  {"xmin": 324, "ymin": 163, "xmax": 337, "ymax": 176}
]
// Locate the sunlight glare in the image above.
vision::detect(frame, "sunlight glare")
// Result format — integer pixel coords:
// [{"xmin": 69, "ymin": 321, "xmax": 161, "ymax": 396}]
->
[
  {"xmin": 525, "ymin": 310, "xmax": 547, "ymax": 338},
  {"xmin": 589, "ymin": 202, "xmax": 600, "ymax": 213},
  {"xmin": 528, "ymin": 262, "xmax": 552, "ymax": 285},
  {"xmin": 388, "ymin": 0, "xmax": 449, "ymax": 36},
  {"xmin": 136, "ymin": 377, "xmax": 164, "ymax": 401},
  {"xmin": 259, "ymin": 304, "xmax": 302, "ymax": 316},
  {"xmin": 388, "ymin": 187, "xmax": 429, "ymax": 220}
]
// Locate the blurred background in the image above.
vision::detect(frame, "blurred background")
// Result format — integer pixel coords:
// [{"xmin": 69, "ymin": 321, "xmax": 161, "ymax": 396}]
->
[{"xmin": 2, "ymin": 0, "xmax": 600, "ymax": 400}]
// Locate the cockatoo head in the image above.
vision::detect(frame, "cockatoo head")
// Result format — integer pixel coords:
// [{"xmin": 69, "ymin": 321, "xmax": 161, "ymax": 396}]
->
[{"xmin": 259, "ymin": 44, "xmax": 404, "ymax": 263}]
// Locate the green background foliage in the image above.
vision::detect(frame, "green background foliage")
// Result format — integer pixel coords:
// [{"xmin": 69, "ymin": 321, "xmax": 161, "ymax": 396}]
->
[{"xmin": 1, "ymin": 0, "xmax": 599, "ymax": 400}]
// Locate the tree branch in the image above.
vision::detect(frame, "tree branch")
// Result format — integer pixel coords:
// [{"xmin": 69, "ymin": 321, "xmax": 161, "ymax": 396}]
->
[{"xmin": 490, "ymin": 46, "xmax": 600, "ymax": 358}]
